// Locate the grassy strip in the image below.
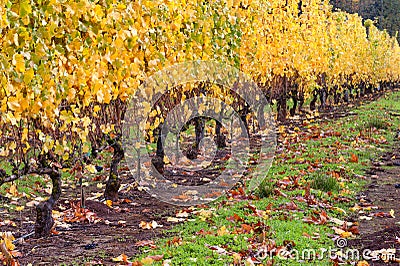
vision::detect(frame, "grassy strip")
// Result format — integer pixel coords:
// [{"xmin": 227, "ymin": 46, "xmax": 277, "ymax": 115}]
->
[{"xmin": 133, "ymin": 90, "xmax": 400, "ymax": 265}]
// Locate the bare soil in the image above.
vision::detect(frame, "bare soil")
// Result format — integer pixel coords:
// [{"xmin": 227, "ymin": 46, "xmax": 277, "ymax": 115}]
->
[
  {"xmin": 7, "ymin": 183, "xmax": 179, "ymax": 265},
  {"xmin": 348, "ymin": 142, "xmax": 400, "ymax": 265}
]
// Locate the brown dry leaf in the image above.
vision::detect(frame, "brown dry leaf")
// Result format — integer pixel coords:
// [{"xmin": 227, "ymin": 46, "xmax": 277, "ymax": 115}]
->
[
  {"xmin": 147, "ymin": 254, "xmax": 163, "ymax": 261},
  {"xmin": 372, "ymin": 211, "xmax": 394, "ymax": 218},
  {"xmin": 303, "ymin": 210, "xmax": 328, "ymax": 225},
  {"xmin": 348, "ymin": 225, "xmax": 360, "ymax": 235},
  {"xmin": 50, "ymin": 228, "xmax": 60, "ymax": 235},
  {"xmin": 204, "ymin": 244, "xmax": 229, "ymax": 255},
  {"xmin": 134, "ymin": 240, "xmax": 156, "ymax": 248},
  {"xmin": 139, "ymin": 221, "xmax": 163, "ymax": 229},
  {"xmin": 226, "ymin": 214, "xmax": 244, "ymax": 223},
  {"xmin": 141, "ymin": 255, "xmax": 163, "ymax": 265},
  {"xmin": 356, "ymin": 261, "xmax": 369, "ymax": 266},
  {"xmin": 350, "ymin": 153, "xmax": 359, "ymax": 163},
  {"xmin": 329, "ymin": 217, "xmax": 353, "ymax": 227},
  {"xmin": 166, "ymin": 237, "xmax": 182, "ymax": 247},
  {"xmin": 117, "ymin": 220, "xmax": 127, "ymax": 227},
  {"xmin": 280, "ymin": 201, "xmax": 298, "ymax": 211},
  {"xmin": 273, "ymin": 188, "xmax": 288, "ymax": 197},
  {"xmin": 195, "ymin": 229, "xmax": 213, "ymax": 235},
  {"xmin": 240, "ymin": 224, "xmax": 253, "ymax": 234},
  {"xmin": 63, "ymin": 202, "xmax": 102, "ymax": 224},
  {"xmin": 173, "ymin": 194, "xmax": 190, "ymax": 201}
]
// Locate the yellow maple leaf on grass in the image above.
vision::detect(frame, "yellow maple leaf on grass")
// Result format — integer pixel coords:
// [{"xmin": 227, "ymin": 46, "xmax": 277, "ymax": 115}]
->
[{"xmin": 217, "ymin": 225, "xmax": 230, "ymax": 236}]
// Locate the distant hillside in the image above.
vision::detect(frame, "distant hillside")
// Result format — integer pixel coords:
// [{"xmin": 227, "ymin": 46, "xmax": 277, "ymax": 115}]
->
[{"xmin": 330, "ymin": 0, "xmax": 400, "ymax": 42}]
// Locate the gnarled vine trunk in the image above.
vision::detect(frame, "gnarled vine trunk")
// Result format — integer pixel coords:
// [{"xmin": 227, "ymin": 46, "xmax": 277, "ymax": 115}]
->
[
  {"xmin": 152, "ymin": 131, "xmax": 165, "ymax": 174},
  {"xmin": 277, "ymin": 95, "xmax": 287, "ymax": 122},
  {"xmin": 104, "ymin": 137, "xmax": 124, "ymax": 202},
  {"xmin": 215, "ymin": 120, "xmax": 226, "ymax": 149},
  {"xmin": 35, "ymin": 168, "xmax": 61, "ymax": 237},
  {"xmin": 186, "ymin": 117, "xmax": 205, "ymax": 159}
]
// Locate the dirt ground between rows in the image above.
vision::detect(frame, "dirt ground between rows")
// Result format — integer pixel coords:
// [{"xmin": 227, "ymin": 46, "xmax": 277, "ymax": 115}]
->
[
  {"xmin": 9, "ymin": 185, "xmax": 179, "ymax": 265},
  {"xmin": 348, "ymin": 141, "xmax": 400, "ymax": 265}
]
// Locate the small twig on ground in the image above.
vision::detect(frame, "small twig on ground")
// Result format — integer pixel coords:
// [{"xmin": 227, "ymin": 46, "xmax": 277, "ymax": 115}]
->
[
  {"xmin": 12, "ymin": 231, "xmax": 35, "ymax": 244},
  {"xmin": 389, "ymin": 112, "xmax": 400, "ymax": 117}
]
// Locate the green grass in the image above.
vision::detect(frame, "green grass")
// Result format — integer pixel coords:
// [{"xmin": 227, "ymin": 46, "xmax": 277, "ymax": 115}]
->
[{"xmin": 309, "ymin": 171, "xmax": 340, "ymax": 192}]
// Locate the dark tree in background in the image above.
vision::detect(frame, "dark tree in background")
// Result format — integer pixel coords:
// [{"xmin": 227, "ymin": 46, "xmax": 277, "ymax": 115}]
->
[{"xmin": 330, "ymin": 0, "xmax": 400, "ymax": 42}]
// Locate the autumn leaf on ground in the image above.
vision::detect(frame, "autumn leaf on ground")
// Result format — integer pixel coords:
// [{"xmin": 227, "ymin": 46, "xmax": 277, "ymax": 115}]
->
[
  {"xmin": 332, "ymin": 227, "xmax": 353, "ymax": 238},
  {"xmin": 117, "ymin": 220, "xmax": 127, "ymax": 227},
  {"xmin": 141, "ymin": 254, "xmax": 163, "ymax": 265},
  {"xmin": 176, "ymin": 210, "xmax": 190, "ymax": 218},
  {"xmin": 0, "ymin": 220, "xmax": 16, "ymax": 227},
  {"xmin": 217, "ymin": 225, "xmax": 230, "ymax": 236},
  {"xmin": 329, "ymin": 217, "xmax": 353, "ymax": 227},
  {"xmin": 139, "ymin": 221, "xmax": 163, "ymax": 229},
  {"xmin": 166, "ymin": 209, "xmax": 191, "ymax": 223},
  {"xmin": 303, "ymin": 210, "xmax": 328, "ymax": 225},
  {"xmin": 112, "ymin": 253, "xmax": 130, "ymax": 263},
  {"xmin": 62, "ymin": 201, "xmax": 102, "ymax": 223},
  {"xmin": 0, "ymin": 232, "xmax": 22, "ymax": 266},
  {"xmin": 166, "ymin": 217, "xmax": 186, "ymax": 223},
  {"xmin": 279, "ymin": 201, "xmax": 298, "ymax": 211},
  {"xmin": 204, "ymin": 244, "xmax": 230, "ymax": 255},
  {"xmin": 359, "ymin": 215, "xmax": 373, "ymax": 220},
  {"xmin": 195, "ymin": 209, "xmax": 213, "ymax": 221},
  {"xmin": 372, "ymin": 211, "xmax": 395, "ymax": 218},
  {"xmin": 350, "ymin": 153, "xmax": 359, "ymax": 163},
  {"xmin": 166, "ymin": 237, "xmax": 182, "ymax": 247},
  {"xmin": 227, "ymin": 213, "xmax": 245, "ymax": 223},
  {"xmin": 105, "ymin": 200, "xmax": 113, "ymax": 208},
  {"xmin": 8, "ymin": 184, "xmax": 19, "ymax": 197},
  {"xmin": 134, "ymin": 240, "xmax": 156, "ymax": 248}
]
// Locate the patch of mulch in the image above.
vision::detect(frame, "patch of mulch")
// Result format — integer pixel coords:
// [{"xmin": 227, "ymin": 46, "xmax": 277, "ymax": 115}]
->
[{"xmin": 348, "ymin": 141, "xmax": 400, "ymax": 265}]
